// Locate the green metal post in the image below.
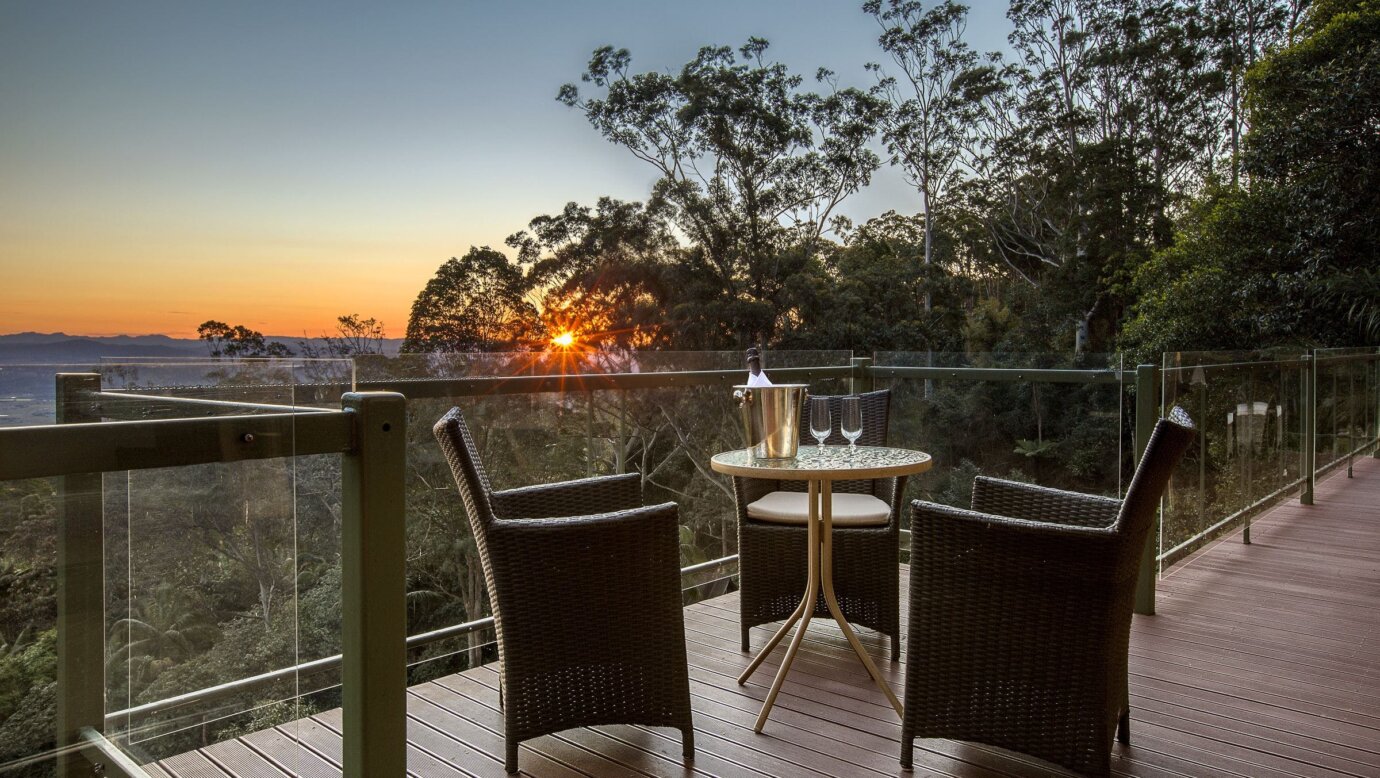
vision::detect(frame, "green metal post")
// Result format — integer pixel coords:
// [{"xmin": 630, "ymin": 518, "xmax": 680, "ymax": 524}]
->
[
  {"xmin": 1244, "ymin": 367, "xmax": 1254, "ymax": 545},
  {"xmin": 341, "ymin": 392, "xmax": 407, "ymax": 778},
  {"xmin": 585, "ymin": 390, "xmax": 595, "ymax": 477},
  {"xmin": 1133, "ymin": 364, "xmax": 1159, "ymax": 616},
  {"xmin": 55, "ymin": 373, "xmax": 105, "ymax": 778},
  {"xmin": 1302, "ymin": 354, "xmax": 1316, "ymax": 504},
  {"xmin": 1373, "ymin": 353, "xmax": 1379, "ymax": 458},
  {"xmin": 616, "ymin": 390, "xmax": 627, "ymax": 475},
  {"xmin": 1348, "ymin": 362, "xmax": 1355, "ymax": 478},
  {"xmin": 850, "ymin": 356, "xmax": 874, "ymax": 395}
]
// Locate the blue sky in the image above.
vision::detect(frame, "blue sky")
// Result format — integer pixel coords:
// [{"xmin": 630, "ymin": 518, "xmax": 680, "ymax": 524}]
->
[{"xmin": 0, "ymin": 1, "xmax": 1013, "ymax": 335}]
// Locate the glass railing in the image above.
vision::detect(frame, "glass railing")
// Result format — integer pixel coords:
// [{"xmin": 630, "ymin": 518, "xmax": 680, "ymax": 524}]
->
[
  {"xmin": 1159, "ymin": 348, "xmax": 1380, "ymax": 570},
  {"xmin": 1313, "ymin": 347, "xmax": 1380, "ymax": 475},
  {"xmin": 873, "ymin": 352, "xmax": 1131, "ymax": 530},
  {"xmin": 0, "ymin": 360, "xmax": 352, "ymax": 775},
  {"xmin": 1160, "ymin": 351, "xmax": 1308, "ymax": 567},
  {"xmin": 1, "ymin": 347, "xmax": 1374, "ymax": 776}
]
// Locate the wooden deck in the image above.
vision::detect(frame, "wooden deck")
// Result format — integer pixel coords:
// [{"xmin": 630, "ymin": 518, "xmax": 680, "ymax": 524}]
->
[{"xmin": 150, "ymin": 457, "xmax": 1380, "ymax": 777}]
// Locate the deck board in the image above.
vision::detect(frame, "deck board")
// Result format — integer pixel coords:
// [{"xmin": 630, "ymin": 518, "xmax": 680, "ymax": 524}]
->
[{"xmin": 155, "ymin": 456, "xmax": 1380, "ymax": 777}]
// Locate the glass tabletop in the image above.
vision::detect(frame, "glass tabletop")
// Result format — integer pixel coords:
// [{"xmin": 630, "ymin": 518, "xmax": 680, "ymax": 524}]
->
[{"xmin": 710, "ymin": 445, "xmax": 932, "ymax": 480}]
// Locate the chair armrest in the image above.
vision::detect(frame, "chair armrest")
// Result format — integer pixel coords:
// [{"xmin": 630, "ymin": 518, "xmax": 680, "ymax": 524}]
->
[
  {"xmin": 971, "ymin": 476, "xmax": 1122, "ymax": 528},
  {"xmin": 910, "ymin": 499, "xmax": 1124, "ymax": 585},
  {"xmin": 490, "ymin": 472, "xmax": 642, "ymax": 520}
]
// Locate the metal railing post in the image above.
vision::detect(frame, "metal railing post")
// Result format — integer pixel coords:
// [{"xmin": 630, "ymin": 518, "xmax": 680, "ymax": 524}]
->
[
  {"xmin": 850, "ymin": 356, "xmax": 874, "ymax": 395},
  {"xmin": 55, "ymin": 373, "xmax": 105, "ymax": 778},
  {"xmin": 1348, "ymin": 361, "xmax": 1356, "ymax": 478},
  {"xmin": 1302, "ymin": 354, "xmax": 1316, "ymax": 505},
  {"xmin": 340, "ymin": 392, "xmax": 407, "ymax": 777},
  {"xmin": 1244, "ymin": 367, "xmax": 1254, "ymax": 545},
  {"xmin": 1134, "ymin": 364, "xmax": 1160, "ymax": 616},
  {"xmin": 1373, "ymin": 352, "xmax": 1380, "ymax": 458}
]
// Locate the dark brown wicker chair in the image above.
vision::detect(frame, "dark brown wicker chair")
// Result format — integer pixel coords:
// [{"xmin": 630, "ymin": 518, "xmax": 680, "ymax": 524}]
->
[
  {"xmin": 900, "ymin": 409, "xmax": 1195, "ymax": 776},
  {"xmin": 433, "ymin": 407, "xmax": 694, "ymax": 774},
  {"xmin": 732, "ymin": 389, "xmax": 906, "ymax": 659}
]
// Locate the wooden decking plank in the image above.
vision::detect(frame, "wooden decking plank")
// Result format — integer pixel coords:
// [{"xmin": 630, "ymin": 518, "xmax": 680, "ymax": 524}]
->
[
  {"xmin": 197, "ymin": 739, "xmax": 293, "ymax": 778},
  {"xmin": 236, "ymin": 726, "xmax": 339, "ymax": 778},
  {"xmin": 155, "ymin": 750, "xmax": 233, "ymax": 778},
  {"xmin": 456, "ymin": 666, "xmax": 761, "ymax": 778},
  {"xmin": 1130, "ymin": 693, "xmax": 1380, "ymax": 775},
  {"xmin": 455, "ymin": 667, "xmax": 847, "ymax": 778},
  {"xmin": 427, "ymin": 673, "xmax": 674, "ymax": 778},
  {"xmin": 405, "ymin": 685, "xmax": 589, "ymax": 777},
  {"xmin": 413, "ymin": 680, "xmax": 621, "ymax": 777},
  {"xmin": 308, "ymin": 708, "xmax": 475, "ymax": 778},
  {"xmin": 1130, "ymin": 675, "xmax": 1380, "ymax": 755}
]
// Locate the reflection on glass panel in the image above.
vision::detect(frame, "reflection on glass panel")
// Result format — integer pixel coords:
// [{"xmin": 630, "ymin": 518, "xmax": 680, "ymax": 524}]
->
[
  {"xmin": 1160, "ymin": 351, "xmax": 1307, "ymax": 568},
  {"xmin": 1313, "ymin": 348, "xmax": 1380, "ymax": 472},
  {"xmin": 874, "ymin": 353, "xmax": 1129, "ymax": 529}
]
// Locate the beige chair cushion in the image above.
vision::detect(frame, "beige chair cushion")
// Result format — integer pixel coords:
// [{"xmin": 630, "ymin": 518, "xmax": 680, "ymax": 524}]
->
[{"xmin": 746, "ymin": 490, "xmax": 891, "ymax": 527}]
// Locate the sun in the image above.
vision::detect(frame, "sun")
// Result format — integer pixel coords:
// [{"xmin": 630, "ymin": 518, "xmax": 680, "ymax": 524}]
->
[{"xmin": 551, "ymin": 331, "xmax": 576, "ymax": 349}]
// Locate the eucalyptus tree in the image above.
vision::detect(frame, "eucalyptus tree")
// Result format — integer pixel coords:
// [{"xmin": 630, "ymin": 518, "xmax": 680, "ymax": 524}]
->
[
  {"xmin": 559, "ymin": 38, "xmax": 885, "ymax": 346},
  {"xmin": 959, "ymin": 0, "xmax": 1227, "ymax": 351},
  {"xmin": 862, "ymin": 1, "xmax": 997, "ymax": 276},
  {"xmin": 1204, "ymin": 0, "xmax": 1301, "ymax": 186},
  {"xmin": 402, "ymin": 247, "xmax": 542, "ymax": 353}
]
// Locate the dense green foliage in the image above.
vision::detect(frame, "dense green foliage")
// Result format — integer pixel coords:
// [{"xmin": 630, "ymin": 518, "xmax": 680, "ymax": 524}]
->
[{"xmin": 1124, "ymin": 0, "xmax": 1380, "ymax": 357}]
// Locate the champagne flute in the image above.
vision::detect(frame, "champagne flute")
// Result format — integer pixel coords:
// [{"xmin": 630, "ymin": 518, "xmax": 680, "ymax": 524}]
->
[
  {"xmin": 841, "ymin": 396, "xmax": 862, "ymax": 451},
  {"xmin": 810, "ymin": 396, "xmax": 831, "ymax": 450}
]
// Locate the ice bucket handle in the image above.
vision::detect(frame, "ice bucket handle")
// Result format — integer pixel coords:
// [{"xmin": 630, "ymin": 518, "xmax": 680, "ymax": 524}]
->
[{"xmin": 734, "ymin": 388, "xmax": 753, "ymax": 454}]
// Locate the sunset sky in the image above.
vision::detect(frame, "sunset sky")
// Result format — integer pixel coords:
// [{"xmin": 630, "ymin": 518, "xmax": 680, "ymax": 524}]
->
[{"xmin": 0, "ymin": 1, "xmax": 1009, "ymax": 338}]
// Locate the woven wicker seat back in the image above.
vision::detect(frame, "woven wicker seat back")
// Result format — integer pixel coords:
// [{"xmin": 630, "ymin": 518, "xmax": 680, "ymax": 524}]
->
[
  {"xmin": 433, "ymin": 407, "xmax": 695, "ymax": 773},
  {"xmin": 901, "ymin": 411, "xmax": 1195, "ymax": 777},
  {"xmin": 731, "ymin": 389, "xmax": 907, "ymax": 658}
]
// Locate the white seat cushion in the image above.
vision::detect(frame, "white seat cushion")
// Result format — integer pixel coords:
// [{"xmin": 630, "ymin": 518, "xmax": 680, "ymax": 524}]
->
[{"xmin": 746, "ymin": 490, "xmax": 891, "ymax": 527}]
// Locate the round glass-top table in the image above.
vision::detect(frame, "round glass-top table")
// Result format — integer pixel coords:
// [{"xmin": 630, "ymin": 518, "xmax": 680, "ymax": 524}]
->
[{"xmin": 710, "ymin": 445, "xmax": 932, "ymax": 732}]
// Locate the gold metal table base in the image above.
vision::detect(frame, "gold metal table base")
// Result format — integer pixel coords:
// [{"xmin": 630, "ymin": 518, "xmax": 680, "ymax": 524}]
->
[{"xmin": 736, "ymin": 478, "xmax": 903, "ymax": 732}]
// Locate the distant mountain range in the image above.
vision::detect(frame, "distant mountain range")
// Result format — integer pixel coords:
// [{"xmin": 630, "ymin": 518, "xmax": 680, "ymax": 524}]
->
[{"xmin": 0, "ymin": 332, "xmax": 404, "ymax": 364}]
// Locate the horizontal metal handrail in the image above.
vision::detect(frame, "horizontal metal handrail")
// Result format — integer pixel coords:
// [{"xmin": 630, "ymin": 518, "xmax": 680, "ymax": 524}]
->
[
  {"xmin": 93, "ymin": 390, "xmax": 333, "ymax": 420},
  {"xmin": 0, "ymin": 411, "xmax": 354, "ymax": 480},
  {"xmin": 1161, "ymin": 357, "xmax": 1310, "ymax": 372},
  {"xmin": 354, "ymin": 364, "xmax": 854, "ymax": 399},
  {"xmin": 102, "ymin": 553, "xmax": 741, "ymax": 726},
  {"xmin": 869, "ymin": 365, "xmax": 1128, "ymax": 384}
]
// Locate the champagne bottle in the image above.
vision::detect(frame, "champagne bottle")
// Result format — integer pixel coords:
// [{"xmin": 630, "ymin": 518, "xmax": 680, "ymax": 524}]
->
[{"xmin": 744, "ymin": 347, "xmax": 772, "ymax": 387}]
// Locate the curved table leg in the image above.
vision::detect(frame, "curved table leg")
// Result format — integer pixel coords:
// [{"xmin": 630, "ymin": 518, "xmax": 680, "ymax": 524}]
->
[
  {"xmin": 750, "ymin": 478, "xmax": 822, "ymax": 733},
  {"xmin": 737, "ymin": 577, "xmax": 812, "ymax": 685},
  {"xmin": 819, "ymin": 479, "xmax": 904, "ymax": 717}
]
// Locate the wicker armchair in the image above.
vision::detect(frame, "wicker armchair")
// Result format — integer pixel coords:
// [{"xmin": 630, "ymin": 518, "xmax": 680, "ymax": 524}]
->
[
  {"xmin": 433, "ymin": 408, "xmax": 694, "ymax": 774},
  {"xmin": 732, "ymin": 389, "xmax": 906, "ymax": 659},
  {"xmin": 900, "ymin": 410, "xmax": 1195, "ymax": 777}
]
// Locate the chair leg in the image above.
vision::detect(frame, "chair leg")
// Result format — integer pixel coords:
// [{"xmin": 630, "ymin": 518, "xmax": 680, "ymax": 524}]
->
[
  {"xmin": 900, "ymin": 736, "xmax": 913, "ymax": 769},
  {"xmin": 505, "ymin": 740, "xmax": 519, "ymax": 774},
  {"xmin": 681, "ymin": 726, "xmax": 695, "ymax": 761},
  {"xmin": 1117, "ymin": 708, "xmax": 1131, "ymax": 744},
  {"xmin": 741, "ymin": 624, "xmax": 750, "ymax": 653},
  {"xmin": 891, "ymin": 632, "xmax": 900, "ymax": 661}
]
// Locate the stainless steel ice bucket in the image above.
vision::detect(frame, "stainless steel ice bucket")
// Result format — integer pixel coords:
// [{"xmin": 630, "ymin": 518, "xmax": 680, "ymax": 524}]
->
[{"xmin": 733, "ymin": 384, "xmax": 808, "ymax": 461}]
